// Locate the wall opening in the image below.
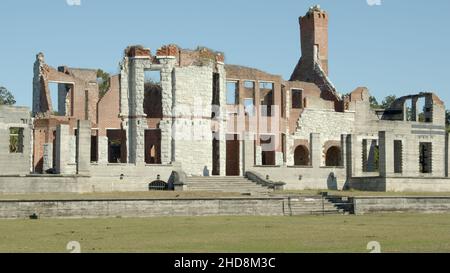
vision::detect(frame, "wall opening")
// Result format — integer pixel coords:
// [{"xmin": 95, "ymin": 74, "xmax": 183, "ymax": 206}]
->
[
  {"xmin": 417, "ymin": 97, "xmax": 426, "ymax": 122},
  {"xmin": 243, "ymin": 98, "xmax": 255, "ymax": 116},
  {"xmin": 107, "ymin": 129, "xmax": 127, "ymax": 163},
  {"xmin": 325, "ymin": 146, "xmax": 342, "ymax": 167},
  {"xmin": 48, "ymin": 82, "xmax": 73, "ymax": 116},
  {"xmin": 394, "ymin": 140, "xmax": 403, "ymax": 174},
  {"xmin": 212, "ymin": 132, "xmax": 220, "ymax": 176},
  {"xmin": 9, "ymin": 127, "xmax": 24, "ymax": 153},
  {"xmin": 294, "ymin": 145, "xmax": 310, "ymax": 166},
  {"xmin": 84, "ymin": 90, "xmax": 89, "ymax": 120},
  {"xmin": 212, "ymin": 73, "xmax": 220, "ymax": 119},
  {"xmin": 145, "ymin": 129, "xmax": 161, "ymax": 164},
  {"xmin": 419, "ymin": 142, "xmax": 432, "ymax": 174},
  {"xmin": 144, "ymin": 70, "xmax": 163, "ymax": 119},
  {"xmin": 260, "ymin": 82, "xmax": 274, "ymax": 117},
  {"xmin": 261, "ymin": 134, "xmax": 276, "ymax": 166},
  {"xmin": 362, "ymin": 139, "xmax": 379, "ymax": 172},
  {"xmin": 91, "ymin": 130, "xmax": 98, "ymax": 163},
  {"xmin": 405, "ymin": 98, "xmax": 414, "ymax": 121},
  {"xmin": 226, "ymin": 134, "xmax": 240, "ymax": 176},
  {"xmin": 242, "ymin": 81, "xmax": 255, "ymax": 116},
  {"xmin": 292, "ymin": 89, "xmax": 303, "ymax": 109},
  {"xmin": 226, "ymin": 81, "xmax": 238, "ymax": 105}
]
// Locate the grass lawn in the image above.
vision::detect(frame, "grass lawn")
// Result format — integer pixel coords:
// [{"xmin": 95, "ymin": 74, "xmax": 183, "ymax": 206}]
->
[{"xmin": 0, "ymin": 214, "xmax": 449, "ymax": 253}]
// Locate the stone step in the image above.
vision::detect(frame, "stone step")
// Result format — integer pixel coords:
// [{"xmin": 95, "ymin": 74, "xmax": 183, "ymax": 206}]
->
[{"xmin": 185, "ymin": 176, "xmax": 272, "ymax": 194}]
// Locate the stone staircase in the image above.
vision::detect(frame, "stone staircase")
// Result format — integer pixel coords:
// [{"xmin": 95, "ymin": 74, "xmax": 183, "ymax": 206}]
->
[
  {"xmin": 283, "ymin": 196, "xmax": 352, "ymax": 216},
  {"xmin": 185, "ymin": 176, "xmax": 272, "ymax": 195}
]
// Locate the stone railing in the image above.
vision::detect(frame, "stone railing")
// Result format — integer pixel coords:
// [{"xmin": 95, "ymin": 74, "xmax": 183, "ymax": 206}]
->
[{"xmin": 245, "ymin": 171, "xmax": 285, "ymax": 191}]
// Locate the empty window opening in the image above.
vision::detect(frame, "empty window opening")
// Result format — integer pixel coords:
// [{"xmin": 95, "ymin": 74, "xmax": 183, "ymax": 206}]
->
[
  {"xmin": 144, "ymin": 70, "xmax": 161, "ymax": 85},
  {"xmin": 261, "ymin": 135, "xmax": 276, "ymax": 166},
  {"xmin": 212, "ymin": 73, "xmax": 220, "ymax": 119},
  {"xmin": 244, "ymin": 98, "xmax": 255, "ymax": 116},
  {"xmin": 260, "ymin": 82, "xmax": 274, "ymax": 117},
  {"xmin": 91, "ymin": 130, "xmax": 98, "ymax": 163},
  {"xmin": 244, "ymin": 81, "xmax": 255, "ymax": 89},
  {"xmin": 394, "ymin": 140, "xmax": 403, "ymax": 174},
  {"xmin": 144, "ymin": 71, "xmax": 163, "ymax": 119},
  {"xmin": 325, "ymin": 146, "xmax": 342, "ymax": 167},
  {"xmin": 48, "ymin": 82, "xmax": 72, "ymax": 116},
  {"xmin": 9, "ymin": 128, "xmax": 24, "ymax": 153},
  {"xmin": 417, "ymin": 97, "xmax": 426, "ymax": 122},
  {"xmin": 362, "ymin": 140, "xmax": 379, "ymax": 172},
  {"xmin": 405, "ymin": 99, "xmax": 414, "ymax": 121},
  {"xmin": 212, "ymin": 133, "xmax": 220, "ymax": 176},
  {"xmin": 292, "ymin": 89, "xmax": 303, "ymax": 109},
  {"xmin": 294, "ymin": 145, "xmax": 310, "ymax": 166},
  {"xmin": 145, "ymin": 129, "xmax": 161, "ymax": 164},
  {"xmin": 107, "ymin": 129, "xmax": 127, "ymax": 163},
  {"xmin": 419, "ymin": 142, "xmax": 432, "ymax": 174},
  {"xmin": 84, "ymin": 90, "xmax": 89, "ymax": 120},
  {"xmin": 226, "ymin": 81, "xmax": 238, "ymax": 105}
]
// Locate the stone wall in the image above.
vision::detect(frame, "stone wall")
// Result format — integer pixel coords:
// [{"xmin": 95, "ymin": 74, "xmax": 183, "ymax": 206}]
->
[
  {"xmin": 172, "ymin": 64, "xmax": 216, "ymax": 176},
  {"xmin": 352, "ymin": 196, "xmax": 450, "ymax": 215},
  {"xmin": 0, "ymin": 197, "xmax": 284, "ymax": 219},
  {"xmin": 0, "ymin": 106, "xmax": 32, "ymax": 175}
]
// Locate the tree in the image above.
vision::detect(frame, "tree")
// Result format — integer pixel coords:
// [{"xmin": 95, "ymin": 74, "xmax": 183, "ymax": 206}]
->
[
  {"xmin": 369, "ymin": 96, "xmax": 380, "ymax": 109},
  {"xmin": 0, "ymin": 86, "xmax": 16, "ymax": 105},
  {"xmin": 381, "ymin": 95, "xmax": 397, "ymax": 109},
  {"xmin": 97, "ymin": 69, "xmax": 111, "ymax": 98},
  {"xmin": 446, "ymin": 110, "xmax": 450, "ymax": 132}
]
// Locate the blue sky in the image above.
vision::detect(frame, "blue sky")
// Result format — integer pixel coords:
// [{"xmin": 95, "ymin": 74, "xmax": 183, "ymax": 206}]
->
[{"xmin": 0, "ymin": 0, "xmax": 449, "ymax": 107}]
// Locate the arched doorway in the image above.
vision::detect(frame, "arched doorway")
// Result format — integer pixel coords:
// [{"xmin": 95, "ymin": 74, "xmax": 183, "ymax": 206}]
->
[
  {"xmin": 325, "ymin": 146, "xmax": 342, "ymax": 167},
  {"xmin": 294, "ymin": 145, "xmax": 310, "ymax": 166}
]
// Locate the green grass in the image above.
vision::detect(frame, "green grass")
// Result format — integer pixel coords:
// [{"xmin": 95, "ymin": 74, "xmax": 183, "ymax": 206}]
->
[{"xmin": 1, "ymin": 214, "xmax": 450, "ymax": 253}]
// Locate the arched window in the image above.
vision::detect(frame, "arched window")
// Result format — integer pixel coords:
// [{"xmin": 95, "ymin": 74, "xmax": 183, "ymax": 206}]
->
[
  {"xmin": 294, "ymin": 145, "xmax": 310, "ymax": 166},
  {"xmin": 325, "ymin": 146, "xmax": 342, "ymax": 167}
]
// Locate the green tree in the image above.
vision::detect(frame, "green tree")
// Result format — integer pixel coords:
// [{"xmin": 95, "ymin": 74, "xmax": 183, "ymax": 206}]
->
[
  {"xmin": 97, "ymin": 69, "xmax": 111, "ymax": 98},
  {"xmin": 0, "ymin": 86, "xmax": 16, "ymax": 105},
  {"xmin": 381, "ymin": 95, "xmax": 397, "ymax": 109},
  {"xmin": 369, "ymin": 96, "xmax": 380, "ymax": 109},
  {"xmin": 446, "ymin": 110, "xmax": 450, "ymax": 132}
]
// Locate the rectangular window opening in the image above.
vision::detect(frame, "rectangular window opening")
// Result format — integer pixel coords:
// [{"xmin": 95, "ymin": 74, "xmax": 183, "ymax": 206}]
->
[
  {"xmin": 394, "ymin": 140, "xmax": 403, "ymax": 174},
  {"xmin": 419, "ymin": 142, "xmax": 432, "ymax": 174},
  {"xmin": 9, "ymin": 127, "xmax": 24, "ymax": 153},
  {"xmin": 292, "ymin": 89, "xmax": 303, "ymax": 109},
  {"xmin": 226, "ymin": 81, "xmax": 238, "ymax": 105}
]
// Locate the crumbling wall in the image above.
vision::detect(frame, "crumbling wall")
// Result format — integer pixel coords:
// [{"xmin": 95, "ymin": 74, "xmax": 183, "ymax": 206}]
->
[{"xmin": 0, "ymin": 106, "xmax": 32, "ymax": 175}]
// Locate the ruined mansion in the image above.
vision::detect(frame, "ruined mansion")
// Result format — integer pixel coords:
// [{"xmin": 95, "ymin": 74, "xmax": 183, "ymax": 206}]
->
[{"xmin": 1, "ymin": 6, "xmax": 449, "ymax": 194}]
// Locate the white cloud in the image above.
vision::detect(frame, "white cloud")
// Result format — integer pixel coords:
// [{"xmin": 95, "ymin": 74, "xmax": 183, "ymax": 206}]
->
[
  {"xmin": 66, "ymin": 0, "xmax": 81, "ymax": 6},
  {"xmin": 367, "ymin": 0, "xmax": 382, "ymax": 6}
]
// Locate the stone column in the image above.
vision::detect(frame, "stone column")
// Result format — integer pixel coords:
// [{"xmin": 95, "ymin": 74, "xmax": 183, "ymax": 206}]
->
[
  {"xmin": 98, "ymin": 136, "xmax": 108, "ymax": 164},
  {"xmin": 55, "ymin": 124, "xmax": 69, "ymax": 174},
  {"xmin": 76, "ymin": 120, "xmax": 91, "ymax": 176},
  {"xmin": 42, "ymin": 143, "xmax": 53, "ymax": 172},
  {"xmin": 310, "ymin": 133, "xmax": 321, "ymax": 168},
  {"xmin": 242, "ymin": 132, "xmax": 255, "ymax": 173},
  {"xmin": 379, "ymin": 131, "xmax": 394, "ymax": 177}
]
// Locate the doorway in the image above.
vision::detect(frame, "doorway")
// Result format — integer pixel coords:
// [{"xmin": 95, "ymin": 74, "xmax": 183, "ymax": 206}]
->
[{"xmin": 226, "ymin": 134, "xmax": 240, "ymax": 176}]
